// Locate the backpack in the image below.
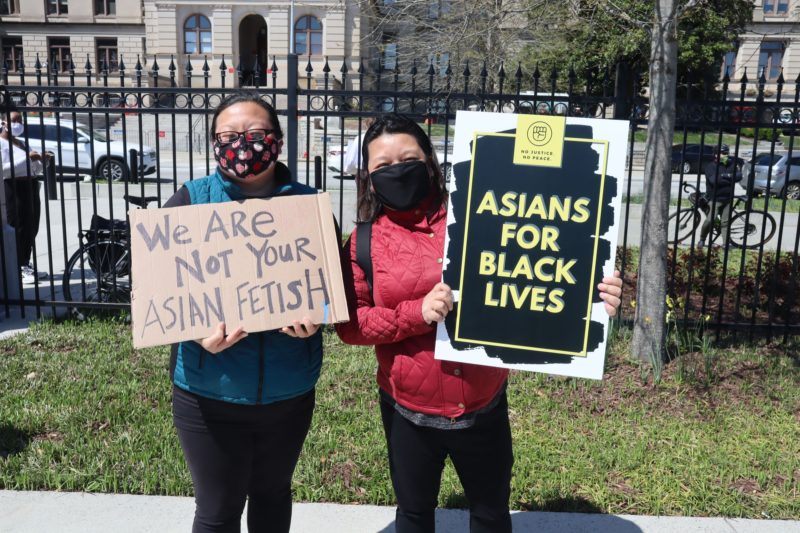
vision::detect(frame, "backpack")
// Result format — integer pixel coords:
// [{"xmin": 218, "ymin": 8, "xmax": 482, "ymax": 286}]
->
[{"xmin": 355, "ymin": 221, "xmax": 373, "ymax": 293}]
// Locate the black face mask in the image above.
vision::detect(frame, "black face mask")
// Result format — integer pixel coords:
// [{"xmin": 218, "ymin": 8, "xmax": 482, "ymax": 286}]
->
[{"xmin": 369, "ymin": 160, "xmax": 431, "ymax": 211}]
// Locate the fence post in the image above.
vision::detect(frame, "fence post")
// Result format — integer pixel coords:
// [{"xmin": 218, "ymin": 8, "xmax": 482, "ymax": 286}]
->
[
  {"xmin": 287, "ymin": 54, "xmax": 299, "ymax": 180},
  {"xmin": 613, "ymin": 61, "xmax": 632, "ymax": 120},
  {"xmin": 128, "ymin": 148, "xmax": 138, "ymax": 184},
  {"xmin": 314, "ymin": 155, "xmax": 322, "ymax": 190},
  {"xmin": 44, "ymin": 157, "xmax": 57, "ymax": 200}
]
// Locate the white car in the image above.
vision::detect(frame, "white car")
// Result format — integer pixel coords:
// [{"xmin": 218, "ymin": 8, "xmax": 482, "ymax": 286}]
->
[{"xmin": 23, "ymin": 118, "xmax": 157, "ymax": 181}]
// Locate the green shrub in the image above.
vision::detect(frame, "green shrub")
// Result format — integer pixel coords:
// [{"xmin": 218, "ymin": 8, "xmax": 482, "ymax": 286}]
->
[{"xmin": 740, "ymin": 127, "xmax": 781, "ymax": 141}]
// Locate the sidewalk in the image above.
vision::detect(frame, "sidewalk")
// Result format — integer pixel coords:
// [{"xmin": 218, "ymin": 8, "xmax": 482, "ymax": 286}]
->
[{"xmin": 1, "ymin": 490, "xmax": 797, "ymax": 533}]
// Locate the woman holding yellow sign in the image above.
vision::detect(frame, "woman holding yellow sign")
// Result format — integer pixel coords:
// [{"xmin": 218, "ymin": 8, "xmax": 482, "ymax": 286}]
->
[{"xmin": 336, "ymin": 114, "xmax": 623, "ymax": 533}]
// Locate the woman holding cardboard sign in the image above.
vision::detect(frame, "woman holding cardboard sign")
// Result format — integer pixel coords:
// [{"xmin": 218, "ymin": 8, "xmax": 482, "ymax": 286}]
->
[
  {"xmin": 162, "ymin": 93, "xmax": 321, "ymax": 533},
  {"xmin": 336, "ymin": 114, "xmax": 623, "ymax": 533}
]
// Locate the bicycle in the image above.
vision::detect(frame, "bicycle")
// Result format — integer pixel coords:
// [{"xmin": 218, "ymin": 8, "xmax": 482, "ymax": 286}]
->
[
  {"xmin": 62, "ymin": 194, "xmax": 158, "ymax": 319},
  {"xmin": 667, "ymin": 183, "xmax": 776, "ymax": 249}
]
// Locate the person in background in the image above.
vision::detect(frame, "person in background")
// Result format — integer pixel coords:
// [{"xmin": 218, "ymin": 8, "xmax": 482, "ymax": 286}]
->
[
  {"xmin": 162, "ymin": 92, "xmax": 324, "ymax": 533},
  {"xmin": 0, "ymin": 110, "xmax": 49, "ymax": 283},
  {"xmin": 700, "ymin": 144, "xmax": 740, "ymax": 248},
  {"xmin": 336, "ymin": 114, "xmax": 623, "ymax": 533}
]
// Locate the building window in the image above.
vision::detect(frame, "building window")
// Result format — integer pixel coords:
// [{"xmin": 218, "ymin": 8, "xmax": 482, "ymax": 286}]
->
[
  {"xmin": 428, "ymin": 52, "xmax": 449, "ymax": 76},
  {"xmin": 763, "ymin": 0, "xmax": 789, "ymax": 13},
  {"xmin": 49, "ymin": 37, "xmax": 70, "ymax": 72},
  {"xmin": 2, "ymin": 37, "xmax": 23, "ymax": 72},
  {"xmin": 721, "ymin": 46, "xmax": 737, "ymax": 79},
  {"xmin": 94, "ymin": 0, "xmax": 115, "ymax": 16},
  {"xmin": 96, "ymin": 38, "xmax": 118, "ymax": 72},
  {"xmin": 0, "ymin": 0, "xmax": 18, "ymax": 15},
  {"xmin": 295, "ymin": 15, "xmax": 322, "ymax": 56},
  {"xmin": 184, "ymin": 14, "xmax": 211, "ymax": 54},
  {"xmin": 47, "ymin": 0, "xmax": 68, "ymax": 15},
  {"xmin": 758, "ymin": 41, "xmax": 784, "ymax": 81},
  {"xmin": 382, "ymin": 36, "xmax": 397, "ymax": 71}
]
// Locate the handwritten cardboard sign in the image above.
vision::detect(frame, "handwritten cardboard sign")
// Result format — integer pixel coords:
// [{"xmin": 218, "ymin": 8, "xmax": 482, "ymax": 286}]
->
[
  {"xmin": 129, "ymin": 193, "xmax": 348, "ymax": 348},
  {"xmin": 435, "ymin": 111, "xmax": 628, "ymax": 379}
]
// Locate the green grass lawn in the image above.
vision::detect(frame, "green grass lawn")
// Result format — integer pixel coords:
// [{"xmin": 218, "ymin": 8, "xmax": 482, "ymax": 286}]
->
[
  {"xmin": 623, "ymin": 195, "xmax": 800, "ymax": 214},
  {"xmin": 631, "ymin": 129, "xmax": 774, "ymax": 147},
  {"xmin": 1, "ymin": 320, "xmax": 798, "ymax": 518}
]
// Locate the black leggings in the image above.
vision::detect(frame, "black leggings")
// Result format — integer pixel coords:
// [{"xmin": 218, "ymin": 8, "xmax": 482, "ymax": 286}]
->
[
  {"xmin": 380, "ymin": 393, "xmax": 513, "ymax": 533},
  {"xmin": 4, "ymin": 178, "xmax": 41, "ymax": 267},
  {"xmin": 173, "ymin": 385, "xmax": 315, "ymax": 533}
]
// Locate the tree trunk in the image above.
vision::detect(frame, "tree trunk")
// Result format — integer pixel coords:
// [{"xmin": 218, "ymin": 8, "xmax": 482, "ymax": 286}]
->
[{"xmin": 631, "ymin": 0, "xmax": 679, "ymax": 365}]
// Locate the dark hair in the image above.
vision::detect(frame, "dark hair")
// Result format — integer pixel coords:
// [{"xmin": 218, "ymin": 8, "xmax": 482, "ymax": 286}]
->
[
  {"xmin": 357, "ymin": 113, "xmax": 447, "ymax": 222},
  {"xmin": 210, "ymin": 92, "xmax": 283, "ymax": 141}
]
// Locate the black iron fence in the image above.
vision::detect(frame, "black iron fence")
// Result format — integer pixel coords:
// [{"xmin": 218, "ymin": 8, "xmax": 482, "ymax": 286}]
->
[{"xmin": 0, "ymin": 54, "xmax": 798, "ymax": 341}]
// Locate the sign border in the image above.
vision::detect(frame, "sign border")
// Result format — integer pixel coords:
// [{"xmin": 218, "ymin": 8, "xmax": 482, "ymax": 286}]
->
[{"xmin": 453, "ymin": 132, "xmax": 610, "ymax": 357}]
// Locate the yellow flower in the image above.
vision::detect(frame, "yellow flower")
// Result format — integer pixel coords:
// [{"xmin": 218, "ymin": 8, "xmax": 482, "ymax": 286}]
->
[
  {"xmin": 704, "ymin": 314, "xmax": 711, "ymax": 322},
  {"xmin": 666, "ymin": 295, "xmax": 674, "ymax": 309},
  {"xmin": 631, "ymin": 299, "xmax": 637, "ymax": 309}
]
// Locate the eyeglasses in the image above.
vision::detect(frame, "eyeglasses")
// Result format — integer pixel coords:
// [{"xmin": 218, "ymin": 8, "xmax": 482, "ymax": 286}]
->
[{"xmin": 214, "ymin": 128, "xmax": 274, "ymax": 144}]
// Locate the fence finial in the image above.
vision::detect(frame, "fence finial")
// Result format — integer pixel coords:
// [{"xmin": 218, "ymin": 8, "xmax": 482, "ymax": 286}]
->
[{"xmin": 323, "ymin": 57, "xmax": 331, "ymax": 73}]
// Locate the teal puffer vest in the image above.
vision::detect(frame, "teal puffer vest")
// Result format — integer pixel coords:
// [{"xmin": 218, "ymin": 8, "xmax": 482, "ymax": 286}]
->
[{"xmin": 171, "ymin": 167, "xmax": 323, "ymax": 405}]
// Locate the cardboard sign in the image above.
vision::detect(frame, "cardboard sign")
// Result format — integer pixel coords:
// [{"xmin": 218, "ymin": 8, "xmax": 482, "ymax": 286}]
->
[
  {"xmin": 129, "ymin": 193, "xmax": 348, "ymax": 348},
  {"xmin": 435, "ymin": 111, "xmax": 628, "ymax": 379}
]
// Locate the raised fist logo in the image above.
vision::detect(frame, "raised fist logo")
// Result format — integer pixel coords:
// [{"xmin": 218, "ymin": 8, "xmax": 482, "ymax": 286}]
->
[{"xmin": 527, "ymin": 122, "xmax": 552, "ymax": 146}]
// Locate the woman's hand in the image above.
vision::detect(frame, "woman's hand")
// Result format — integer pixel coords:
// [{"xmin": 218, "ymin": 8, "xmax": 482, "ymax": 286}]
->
[
  {"xmin": 421, "ymin": 282, "xmax": 453, "ymax": 324},
  {"xmin": 197, "ymin": 322, "xmax": 247, "ymax": 354},
  {"xmin": 597, "ymin": 270, "xmax": 623, "ymax": 317},
  {"xmin": 281, "ymin": 317, "xmax": 320, "ymax": 338},
  {"xmin": 28, "ymin": 150, "xmax": 43, "ymax": 162},
  {"xmin": 199, "ymin": 322, "xmax": 248, "ymax": 354}
]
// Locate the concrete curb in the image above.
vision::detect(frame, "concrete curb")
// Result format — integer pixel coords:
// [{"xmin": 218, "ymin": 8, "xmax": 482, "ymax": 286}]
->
[{"xmin": 1, "ymin": 491, "xmax": 797, "ymax": 533}]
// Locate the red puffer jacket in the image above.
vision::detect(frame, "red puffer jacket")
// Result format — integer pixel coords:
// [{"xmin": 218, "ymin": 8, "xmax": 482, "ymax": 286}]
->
[{"xmin": 336, "ymin": 197, "xmax": 509, "ymax": 418}]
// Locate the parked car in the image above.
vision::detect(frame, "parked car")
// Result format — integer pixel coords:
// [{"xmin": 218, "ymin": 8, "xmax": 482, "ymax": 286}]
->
[
  {"xmin": 671, "ymin": 144, "xmax": 745, "ymax": 175},
  {"xmin": 23, "ymin": 118, "xmax": 156, "ymax": 181},
  {"xmin": 743, "ymin": 152, "xmax": 800, "ymax": 199},
  {"xmin": 671, "ymin": 144, "xmax": 715, "ymax": 174}
]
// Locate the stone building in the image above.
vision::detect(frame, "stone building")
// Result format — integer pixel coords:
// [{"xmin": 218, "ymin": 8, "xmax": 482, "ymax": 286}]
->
[
  {"xmin": 0, "ymin": 0, "xmax": 364, "ymax": 88},
  {"xmin": 0, "ymin": 0, "xmax": 145, "ymax": 85},
  {"xmin": 725, "ymin": 0, "xmax": 800, "ymax": 86}
]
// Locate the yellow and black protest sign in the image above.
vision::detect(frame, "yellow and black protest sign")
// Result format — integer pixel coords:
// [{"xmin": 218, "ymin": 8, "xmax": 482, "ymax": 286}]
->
[{"xmin": 436, "ymin": 111, "xmax": 626, "ymax": 376}]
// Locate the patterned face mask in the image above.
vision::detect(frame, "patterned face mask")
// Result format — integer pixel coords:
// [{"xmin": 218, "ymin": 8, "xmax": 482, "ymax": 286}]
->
[{"xmin": 213, "ymin": 134, "xmax": 282, "ymax": 179}]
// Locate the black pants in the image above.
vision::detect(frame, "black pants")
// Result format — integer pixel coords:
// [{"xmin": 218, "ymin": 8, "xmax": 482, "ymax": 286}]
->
[
  {"xmin": 380, "ymin": 394, "xmax": 513, "ymax": 533},
  {"xmin": 173, "ymin": 386, "xmax": 315, "ymax": 533},
  {"xmin": 4, "ymin": 178, "xmax": 41, "ymax": 268}
]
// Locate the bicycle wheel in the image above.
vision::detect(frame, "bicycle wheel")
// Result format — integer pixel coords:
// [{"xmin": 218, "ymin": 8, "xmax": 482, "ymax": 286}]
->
[
  {"xmin": 725, "ymin": 211, "xmax": 777, "ymax": 249},
  {"xmin": 667, "ymin": 208, "xmax": 700, "ymax": 244},
  {"xmin": 62, "ymin": 240, "xmax": 131, "ymax": 317}
]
